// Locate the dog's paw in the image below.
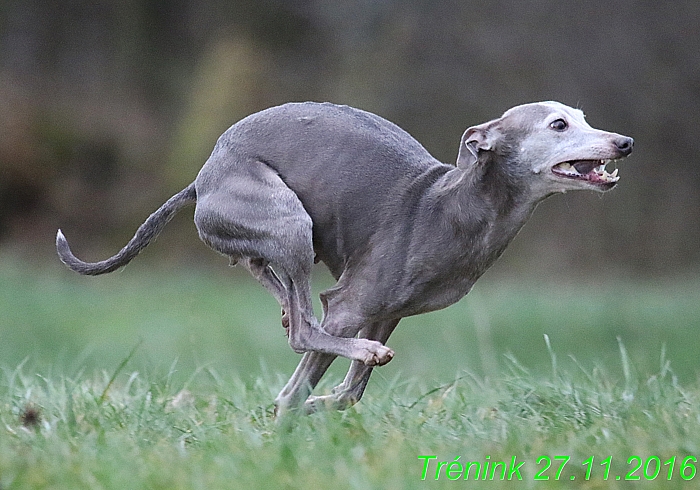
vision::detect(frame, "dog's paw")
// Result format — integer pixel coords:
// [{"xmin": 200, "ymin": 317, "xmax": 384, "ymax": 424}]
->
[
  {"xmin": 305, "ymin": 388, "xmax": 361, "ymax": 413},
  {"xmin": 303, "ymin": 395, "xmax": 330, "ymax": 414},
  {"xmin": 357, "ymin": 340, "xmax": 394, "ymax": 366}
]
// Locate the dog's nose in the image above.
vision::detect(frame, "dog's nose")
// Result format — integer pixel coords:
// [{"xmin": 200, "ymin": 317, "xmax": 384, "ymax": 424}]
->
[{"xmin": 614, "ymin": 136, "xmax": 634, "ymax": 156}]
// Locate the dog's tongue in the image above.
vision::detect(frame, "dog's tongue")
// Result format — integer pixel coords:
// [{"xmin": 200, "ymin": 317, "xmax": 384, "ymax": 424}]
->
[{"xmin": 572, "ymin": 160, "xmax": 598, "ymax": 174}]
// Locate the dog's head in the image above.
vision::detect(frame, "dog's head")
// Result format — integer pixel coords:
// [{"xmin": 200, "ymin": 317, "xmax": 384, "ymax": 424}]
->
[{"xmin": 457, "ymin": 101, "xmax": 633, "ymax": 198}]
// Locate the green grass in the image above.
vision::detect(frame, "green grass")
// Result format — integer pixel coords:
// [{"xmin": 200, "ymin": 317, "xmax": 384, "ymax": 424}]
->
[{"xmin": 2, "ymin": 261, "xmax": 700, "ymax": 488}]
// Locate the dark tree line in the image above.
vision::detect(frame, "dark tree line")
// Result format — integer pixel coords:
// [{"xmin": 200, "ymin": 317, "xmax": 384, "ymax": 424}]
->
[{"xmin": 1, "ymin": 0, "xmax": 699, "ymax": 277}]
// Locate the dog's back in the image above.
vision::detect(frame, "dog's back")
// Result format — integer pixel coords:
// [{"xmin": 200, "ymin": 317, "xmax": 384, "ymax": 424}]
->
[{"xmin": 203, "ymin": 102, "xmax": 452, "ymax": 276}]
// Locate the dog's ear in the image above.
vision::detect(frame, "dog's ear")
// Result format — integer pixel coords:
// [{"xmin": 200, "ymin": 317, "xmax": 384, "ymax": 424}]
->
[{"xmin": 456, "ymin": 124, "xmax": 495, "ymax": 168}]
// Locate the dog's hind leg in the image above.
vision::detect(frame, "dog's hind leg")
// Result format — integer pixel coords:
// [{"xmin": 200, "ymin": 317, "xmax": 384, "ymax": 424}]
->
[
  {"xmin": 303, "ymin": 319, "xmax": 400, "ymax": 413},
  {"xmin": 241, "ymin": 258, "xmax": 291, "ymax": 334},
  {"xmin": 195, "ymin": 158, "xmax": 320, "ymax": 337},
  {"xmin": 274, "ymin": 284, "xmax": 398, "ymax": 413},
  {"xmin": 196, "ymin": 159, "xmax": 393, "ymax": 369},
  {"xmin": 272, "ymin": 266, "xmax": 394, "ymax": 368}
]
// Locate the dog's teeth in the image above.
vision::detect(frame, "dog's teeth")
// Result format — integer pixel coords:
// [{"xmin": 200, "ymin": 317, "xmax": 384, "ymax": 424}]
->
[
  {"xmin": 611, "ymin": 168, "xmax": 618, "ymax": 178},
  {"xmin": 557, "ymin": 162, "xmax": 580, "ymax": 175}
]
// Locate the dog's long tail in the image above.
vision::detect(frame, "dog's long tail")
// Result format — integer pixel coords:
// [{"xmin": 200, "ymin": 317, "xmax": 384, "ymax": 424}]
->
[{"xmin": 56, "ymin": 183, "xmax": 197, "ymax": 275}]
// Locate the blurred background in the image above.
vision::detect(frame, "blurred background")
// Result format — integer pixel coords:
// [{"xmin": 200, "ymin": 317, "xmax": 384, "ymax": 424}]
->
[
  {"xmin": 2, "ymin": 0, "xmax": 699, "ymax": 277},
  {"xmin": 1, "ymin": 1, "xmax": 700, "ymax": 385}
]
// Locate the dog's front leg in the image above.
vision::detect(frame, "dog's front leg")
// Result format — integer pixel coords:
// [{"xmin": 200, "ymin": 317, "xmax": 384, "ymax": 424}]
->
[
  {"xmin": 274, "ymin": 318, "xmax": 393, "ymax": 414},
  {"xmin": 273, "ymin": 300, "xmax": 356, "ymax": 414},
  {"xmin": 303, "ymin": 319, "xmax": 400, "ymax": 413},
  {"xmin": 274, "ymin": 351, "xmax": 336, "ymax": 414},
  {"xmin": 283, "ymin": 280, "xmax": 394, "ymax": 366},
  {"xmin": 275, "ymin": 288, "xmax": 396, "ymax": 414}
]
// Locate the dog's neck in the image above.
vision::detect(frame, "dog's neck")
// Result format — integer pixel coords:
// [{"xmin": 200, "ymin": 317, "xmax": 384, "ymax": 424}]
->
[{"xmin": 434, "ymin": 160, "xmax": 541, "ymax": 279}]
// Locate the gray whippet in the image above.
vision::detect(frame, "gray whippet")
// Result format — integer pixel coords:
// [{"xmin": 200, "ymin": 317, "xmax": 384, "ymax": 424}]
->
[{"xmin": 57, "ymin": 101, "xmax": 633, "ymax": 413}]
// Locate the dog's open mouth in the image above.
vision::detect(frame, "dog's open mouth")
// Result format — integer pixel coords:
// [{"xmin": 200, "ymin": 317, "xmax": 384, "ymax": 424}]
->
[{"xmin": 552, "ymin": 159, "xmax": 620, "ymax": 186}]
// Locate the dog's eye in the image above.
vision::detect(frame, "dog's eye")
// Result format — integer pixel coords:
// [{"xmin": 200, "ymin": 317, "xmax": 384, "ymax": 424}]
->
[{"xmin": 549, "ymin": 119, "xmax": 568, "ymax": 131}]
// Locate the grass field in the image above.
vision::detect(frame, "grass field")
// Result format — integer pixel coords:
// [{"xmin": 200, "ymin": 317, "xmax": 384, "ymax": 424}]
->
[{"xmin": 2, "ymin": 260, "xmax": 700, "ymax": 488}]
